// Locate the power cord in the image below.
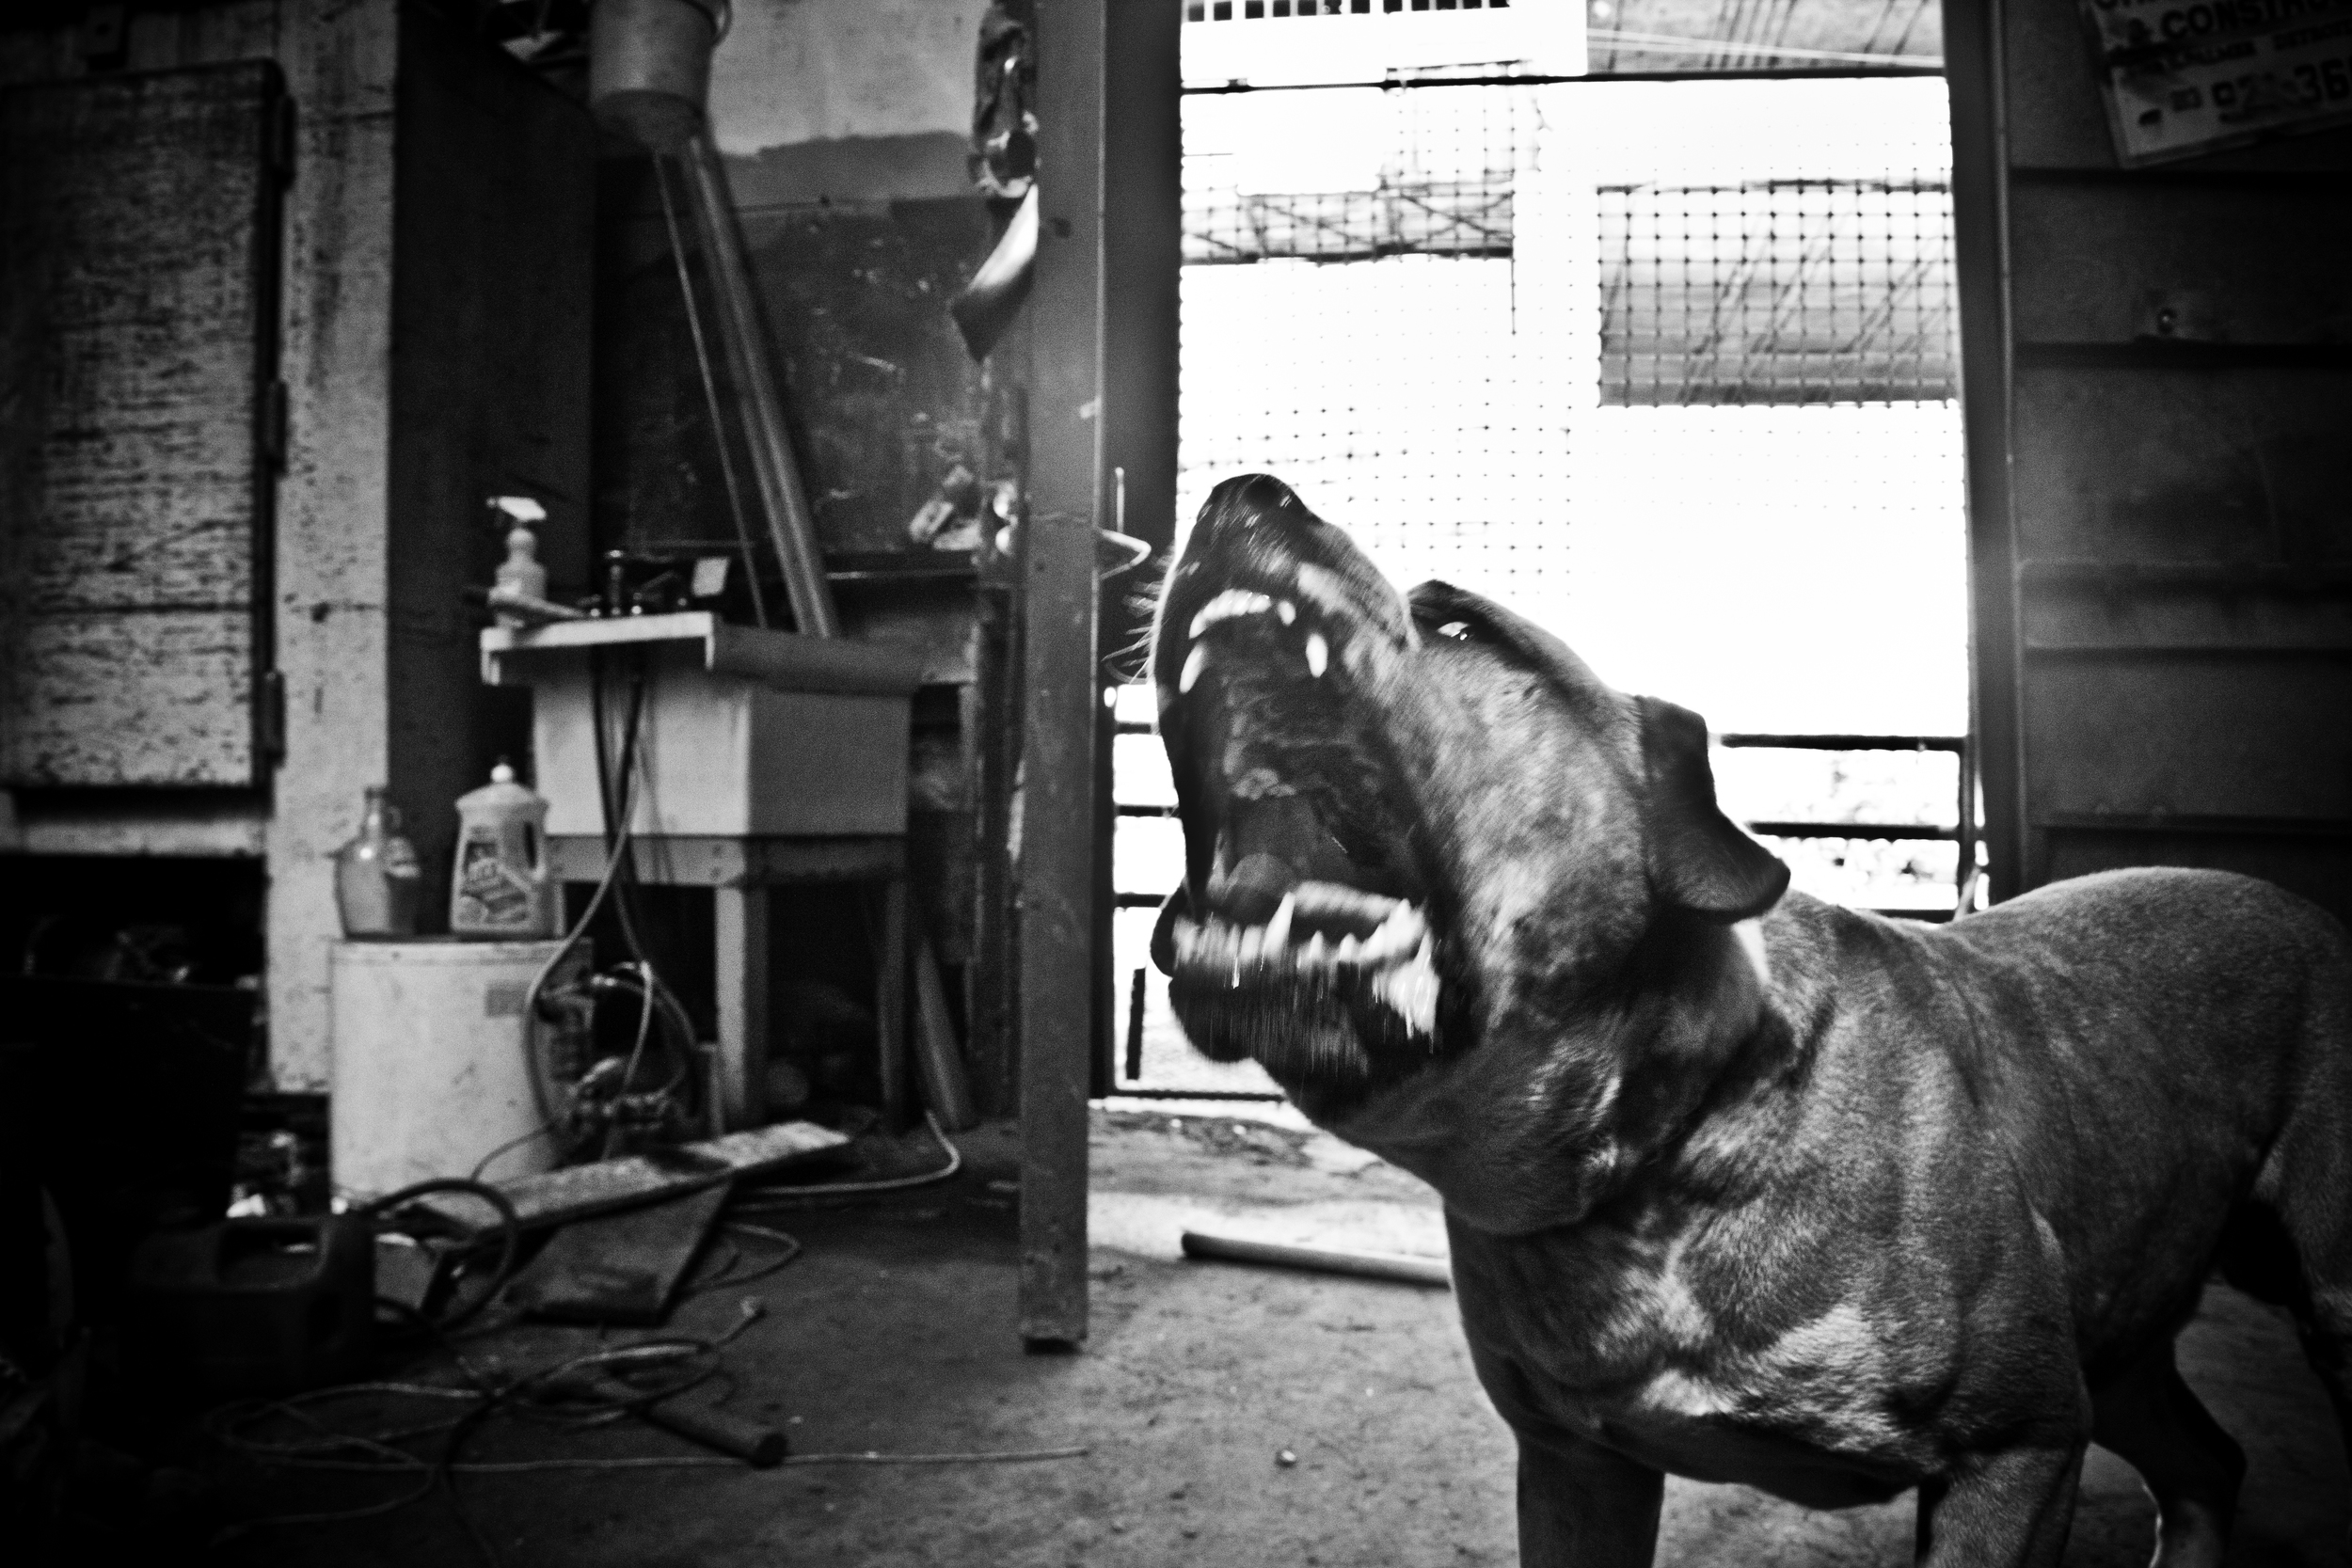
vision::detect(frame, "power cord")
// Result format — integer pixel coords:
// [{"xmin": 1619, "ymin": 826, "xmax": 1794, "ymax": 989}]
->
[
  {"xmin": 727, "ymin": 1112, "xmax": 963, "ymax": 1211},
  {"xmin": 355, "ymin": 1178, "xmax": 523, "ymax": 1338}
]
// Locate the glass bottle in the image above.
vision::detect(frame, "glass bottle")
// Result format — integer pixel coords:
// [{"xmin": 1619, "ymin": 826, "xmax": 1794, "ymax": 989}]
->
[{"xmin": 333, "ymin": 786, "xmax": 423, "ymax": 938}]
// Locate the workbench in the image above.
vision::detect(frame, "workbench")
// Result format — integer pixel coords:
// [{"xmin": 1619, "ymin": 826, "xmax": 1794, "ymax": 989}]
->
[{"xmin": 482, "ymin": 612, "xmax": 926, "ymax": 1128}]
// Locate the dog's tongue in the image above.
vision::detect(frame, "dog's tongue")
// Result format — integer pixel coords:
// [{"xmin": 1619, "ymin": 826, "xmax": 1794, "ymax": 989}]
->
[
  {"xmin": 1207, "ymin": 854, "xmax": 1296, "ymax": 925},
  {"xmin": 1208, "ymin": 855, "xmax": 1401, "ymax": 942}
]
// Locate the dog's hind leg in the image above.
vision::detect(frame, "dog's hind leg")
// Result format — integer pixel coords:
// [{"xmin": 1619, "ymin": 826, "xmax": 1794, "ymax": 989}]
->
[{"xmin": 2090, "ymin": 1341, "xmax": 2245, "ymax": 1568}]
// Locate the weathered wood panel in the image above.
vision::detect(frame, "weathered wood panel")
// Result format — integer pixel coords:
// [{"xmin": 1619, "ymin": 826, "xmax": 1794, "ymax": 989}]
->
[
  {"xmin": 2009, "ymin": 367, "xmax": 2352, "ymax": 564},
  {"xmin": 2020, "ymin": 580, "xmax": 2352, "ymax": 652},
  {"xmin": 0, "ymin": 61, "xmax": 281, "ymax": 786},
  {"xmin": 2023, "ymin": 656, "xmax": 2352, "ymax": 822},
  {"xmin": 1954, "ymin": 0, "xmax": 2352, "ymax": 906},
  {"xmin": 2009, "ymin": 180, "xmax": 2352, "ymax": 345}
]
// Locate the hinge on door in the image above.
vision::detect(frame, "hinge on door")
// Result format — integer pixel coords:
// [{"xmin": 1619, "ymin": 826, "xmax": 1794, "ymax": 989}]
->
[
  {"xmin": 258, "ymin": 379, "xmax": 288, "ymax": 470},
  {"xmin": 257, "ymin": 670, "xmax": 287, "ymax": 768}
]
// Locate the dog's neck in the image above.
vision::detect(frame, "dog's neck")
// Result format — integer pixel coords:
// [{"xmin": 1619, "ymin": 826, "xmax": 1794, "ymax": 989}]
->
[{"xmin": 1326, "ymin": 907, "xmax": 1779, "ymax": 1236}]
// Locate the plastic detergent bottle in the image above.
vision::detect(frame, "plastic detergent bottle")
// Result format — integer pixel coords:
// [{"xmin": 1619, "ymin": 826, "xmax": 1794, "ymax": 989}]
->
[
  {"xmin": 332, "ymin": 787, "xmax": 423, "ymax": 938},
  {"xmin": 450, "ymin": 763, "xmax": 556, "ymax": 939}
]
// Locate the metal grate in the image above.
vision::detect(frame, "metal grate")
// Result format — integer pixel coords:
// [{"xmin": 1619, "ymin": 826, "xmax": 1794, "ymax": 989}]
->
[
  {"xmin": 1598, "ymin": 178, "xmax": 1958, "ymax": 405},
  {"xmin": 1182, "ymin": 65, "xmax": 1525, "ymax": 265},
  {"xmin": 1184, "ymin": 179, "xmax": 1511, "ymax": 263}
]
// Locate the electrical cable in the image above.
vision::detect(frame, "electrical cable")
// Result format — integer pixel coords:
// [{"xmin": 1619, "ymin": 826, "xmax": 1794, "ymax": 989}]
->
[
  {"xmin": 594, "ymin": 969, "xmax": 694, "ymax": 1098},
  {"xmin": 727, "ymin": 1112, "xmax": 962, "ymax": 1210},
  {"xmin": 519, "ymin": 652, "xmax": 708, "ymax": 1148},
  {"xmin": 683, "ymin": 1222, "xmax": 803, "ymax": 1294},
  {"xmin": 209, "ymin": 1278, "xmax": 1085, "ymax": 1562},
  {"xmin": 588, "ymin": 651, "xmax": 699, "ymax": 1116},
  {"xmin": 215, "ymin": 1137, "xmax": 1041, "ymax": 1558},
  {"xmin": 517, "ymin": 652, "xmax": 645, "ymax": 1133},
  {"xmin": 469, "ymin": 1121, "xmax": 556, "ymax": 1183},
  {"xmin": 616, "ymin": 959, "xmax": 658, "ymax": 1096},
  {"xmin": 356, "ymin": 1178, "xmax": 523, "ymax": 1336}
]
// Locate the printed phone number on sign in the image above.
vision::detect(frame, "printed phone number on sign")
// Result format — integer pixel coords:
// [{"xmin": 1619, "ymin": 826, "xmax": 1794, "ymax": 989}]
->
[
  {"xmin": 2202, "ymin": 40, "xmax": 2352, "ymax": 123},
  {"xmin": 2106, "ymin": 16, "xmax": 2352, "ymax": 158}
]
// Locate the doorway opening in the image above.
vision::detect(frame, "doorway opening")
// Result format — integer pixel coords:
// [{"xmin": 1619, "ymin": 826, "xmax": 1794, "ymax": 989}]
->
[{"xmin": 1113, "ymin": 1, "xmax": 1971, "ymax": 1097}]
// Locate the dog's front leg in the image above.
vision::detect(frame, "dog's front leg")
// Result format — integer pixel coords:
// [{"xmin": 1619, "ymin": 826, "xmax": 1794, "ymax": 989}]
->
[
  {"xmin": 1914, "ymin": 1443, "xmax": 2087, "ymax": 1568},
  {"xmin": 1513, "ymin": 1428, "xmax": 1665, "ymax": 1568}
]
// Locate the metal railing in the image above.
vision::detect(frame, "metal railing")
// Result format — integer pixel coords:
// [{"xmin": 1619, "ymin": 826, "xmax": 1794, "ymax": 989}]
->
[
  {"xmin": 1105, "ymin": 722, "xmax": 1977, "ymax": 1094},
  {"xmin": 1717, "ymin": 732, "xmax": 1975, "ymax": 919}
]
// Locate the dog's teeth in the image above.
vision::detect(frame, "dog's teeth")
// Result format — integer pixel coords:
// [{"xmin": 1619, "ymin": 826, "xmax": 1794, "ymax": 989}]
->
[
  {"xmin": 1239, "ymin": 924, "xmax": 1265, "ymax": 969},
  {"xmin": 1179, "ymin": 642, "xmax": 1210, "ymax": 694},
  {"xmin": 1264, "ymin": 892, "xmax": 1295, "ymax": 954},
  {"xmin": 1276, "ymin": 599, "xmax": 1296, "ymax": 625},
  {"xmin": 1302, "ymin": 931, "xmax": 1329, "ymax": 971},
  {"xmin": 1363, "ymin": 901, "xmax": 1422, "ymax": 961},
  {"xmin": 1372, "ymin": 934, "xmax": 1440, "ymax": 1036},
  {"xmin": 1188, "ymin": 589, "xmax": 1276, "ymax": 640},
  {"xmin": 1336, "ymin": 933, "xmax": 1361, "ymax": 966},
  {"xmin": 1304, "ymin": 632, "xmax": 1329, "ymax": 679}
]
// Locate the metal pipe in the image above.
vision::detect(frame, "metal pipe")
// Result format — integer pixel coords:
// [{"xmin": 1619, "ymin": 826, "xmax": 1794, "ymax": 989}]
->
[
  {"xmin": 1180, "ymin": 1230, "xmax": 1452, "ymax": 1289},
  {"xmin": 679, "ymin": 132, "xmax": 838, "ymax": 638}
]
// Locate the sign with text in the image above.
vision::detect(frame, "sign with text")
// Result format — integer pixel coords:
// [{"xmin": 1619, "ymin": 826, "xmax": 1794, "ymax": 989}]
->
[{"xmin": 2082, "ymin": 0, "xmax": 2352, "ymax": 164}]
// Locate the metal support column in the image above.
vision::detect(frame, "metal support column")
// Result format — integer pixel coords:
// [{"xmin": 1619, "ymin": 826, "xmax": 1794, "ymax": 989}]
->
[
  {"xmin": 1018, "ymin": 0, "xmax": 1107, "ymax": 1351},
  {"xmin": 1941, "ymin": 0, "xmax": 2022, "ymax": 902}
]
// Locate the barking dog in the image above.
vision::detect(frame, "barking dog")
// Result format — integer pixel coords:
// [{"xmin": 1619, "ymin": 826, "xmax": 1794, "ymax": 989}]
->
[{"xmin": 1148, "ymin": 473, "xmax": 2352, "ymax": 1568}]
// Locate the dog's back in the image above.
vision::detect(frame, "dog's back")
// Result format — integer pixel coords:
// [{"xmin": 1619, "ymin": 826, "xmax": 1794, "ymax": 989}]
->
[{"xmin": 1830, "ymin": 867, "xmax": 2352, "ymax": 1380}]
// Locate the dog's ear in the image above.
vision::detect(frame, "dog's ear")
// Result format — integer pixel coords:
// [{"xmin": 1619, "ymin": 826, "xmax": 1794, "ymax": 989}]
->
[{"xmin": 1636, "ymin": 696, "xmax": 1789, "ymax": 922}]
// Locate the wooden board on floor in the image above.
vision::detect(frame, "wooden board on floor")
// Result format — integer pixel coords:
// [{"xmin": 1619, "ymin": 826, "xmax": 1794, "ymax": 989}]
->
[
  {"xmin": 502, "ymin": 1180, "xmax": 732, "ymax": 1325},
  {"xmin": 415, "ymin": 1120, "xmax": 849, "ymax": 1234}
]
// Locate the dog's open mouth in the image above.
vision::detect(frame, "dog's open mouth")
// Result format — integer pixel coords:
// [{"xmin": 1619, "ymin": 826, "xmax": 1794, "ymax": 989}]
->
[{"xmin": 1150, "ymin": 477, "xmax": 1457, "ymax": 1098}]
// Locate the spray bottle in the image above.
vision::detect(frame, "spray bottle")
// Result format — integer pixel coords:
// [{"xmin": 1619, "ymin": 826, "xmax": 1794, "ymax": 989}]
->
[{"xmin": 489, "ymin": 496, "xmax": 550, "ymax": 628}]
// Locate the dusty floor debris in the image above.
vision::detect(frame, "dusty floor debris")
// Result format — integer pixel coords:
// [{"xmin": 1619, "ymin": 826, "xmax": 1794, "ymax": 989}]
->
[{"xmin": 212, "ymin": 1110, "xmax": 2347, "ymax": 1566}]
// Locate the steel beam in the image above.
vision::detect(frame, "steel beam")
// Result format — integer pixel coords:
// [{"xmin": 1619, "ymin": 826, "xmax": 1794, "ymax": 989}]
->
[{"xmin": 1018, "ymin": 0, "xmax": 1108, "ymax": 1352}]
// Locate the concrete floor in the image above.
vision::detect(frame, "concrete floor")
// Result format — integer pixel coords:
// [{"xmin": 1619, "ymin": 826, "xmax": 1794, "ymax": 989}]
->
[{"xmin": 213, "ymin": 1109, "xmax": 2348, "ymax": 1567}]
